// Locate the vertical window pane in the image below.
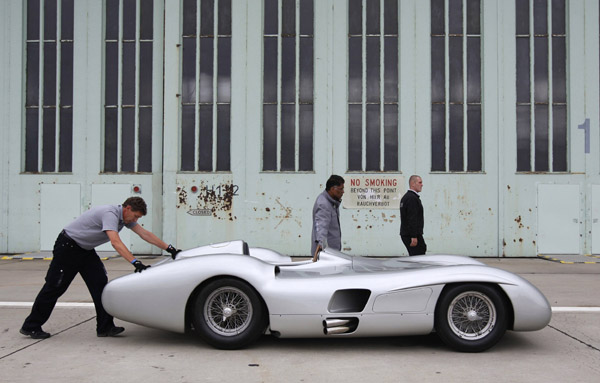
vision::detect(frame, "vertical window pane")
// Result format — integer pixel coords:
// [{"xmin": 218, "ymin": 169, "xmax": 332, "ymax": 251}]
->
[
  {"xmin": 384, "ymin": 0, "xmax": 398, "ymax": 35},
  {"xmin": 59, "ymin": 108, "xmax": 73, "ymax": 172},
  {"xmin": 264, "ymin": 0, "xmax": 278, "ymax": 35},
  {"xmin": 448, "ymin": 37, "xmax": 463, "ymax": 103},
  {"xmin": 25, "ymin": 109, "xmax": 39, "ymax": 172},
  {"xmin": 60, "ymin": 42, "xmax": 74, "ymax": 106},
  {"xmin": 27, "ymin": 0, "xmax": 40, "ymax": 40},
  {"xmin": 552, "ymin": 105, "xmax": 567, "ymax": 171},
  {"xmin": 349, "ymin": 0, "xmax": 362, "ymax": 35},
  {"xmin": 448, "ymin": 0, "xmax": 462, "ymax": 35},
  {"xmin": 281, "ymin": 105, "xmax": 295, "ymax": 171},
  {"xmin": 217, "ymin": 104, "xmax": 231, "ymax": 171},
  {"xmin": 198, "ymin": 105, "xmax": 213, "ymax": 171},
  {"xmin": 218, "ymin": 0, "xmax": 232, "ymax": 35},
  {"xmin": 533, "ymin": 0, "xmax": 548, "ymax": 35},
  {"xmin": 123, "ymin": 0, "xmax": 136, "ymax": 40},
  {"xmin": 467, "ymin": 105, "xmax": 482, "ymax": 171},
  {"xmin": 366, "ymin": 37, "xmax": 380, "ymax": 103},
  {"xmin": 431, "ymin": 37, "xmax": 445, "ymax": 103},
  {"xmin": 516, "ymin": 38, "xmax": 530, "ymax": 104},
  {"xmin": 263, "ymin": 105, "xmax": 277, "ymax": 171},
  {"xmin": 366, "ymin": 105, "xmax": 380, "ymax": 171},
  {"xmin": 431, "ymin": 104, "xmax": 446, "ymax": 171},
  {"xmin": 181, "ymin": 105, "xmax": 195, "ymax": 171},
  {"xmin": 515, "ymin": 0, "xmax": 529, "ymax": 35},
  {"xmin": 121, "ymin": 108, "xmax": 135, "ymax": 172},
  {"xmin": 43, "ymin": 42, "xmax": 57, "ymax": 106},
  {"xmin": 139, "ymin": 42, "xmax": 153, "ymax": 105},
  {"xmin": 199, "ymin": 37, "xmax": 214, "ymax": 103},
  {"xmin": 122, "ymin": 43, "xmax": 136, "ymax": 105},
  {"xmin": 366, "ymin": 0, "xmax": 380, "ymax": 35},
  {"xmin": 534, "ymin": 105, "xmax": 549, "ymax": 172},
  {"xmin": 299, "ymin": 38, "xmax": 313, "ymax": 102},
  {"xmin": 466, "ymin": 0, "xmax": 480, "ymax": 34},
  {"xmin": 431, "ymin": 0, "xmax": 445, "ymax": 35},
  {"xmin": 348, "ymin": 37, "xmax": 362, "ymax": 103},
  {"xmin": 467, "ymin": 37, "xmax": 480, "ymax": 103},
  {"xmin": 26, "ymin": 43, "xmax": 40, "ymax": 107},
  {"xmin": 552, "ymin": 0, "xmax": 565, "ymax": 34},
  {"xmin": 552, "ymin": 36, "xmax": 566, "ymax": 103},
  {"xmin": 106, "ymin": 0, "xmax": 119, "ymax": 40},
  {"xmin": 348, "ymin": 105, "xmax": 362, "ymax": 171},
  {"xmin": 182, "ymin": 38, "xmax": 196, "ymax": 103},
  {"xmin": 282, "ymin": 0, "xmax": 295, "ymax": 36},
  {"xmin": 140, "ymin": 0, "xmax": 154, "ymax": 40},
  {"xmin": 61, "ymin": 0, "xmax": 74, "ymax": 40},
  {"xmin": 300, "ymin": 0, "xmax": 314, "ymax": 35},
  {"xmin": 104, "ymin": 108, "xmax": 118, "ymax": 172},
  {"xmin": 384, "ymin": 104, "xmax": 398, "ymax": 171},
  {"xmin": 44, "ymin": 0, "xmax": 57, "ymax": 40},
  {"xmin": 201, "ymin": 0, "xmax": 214, "ymax": 36},
  {"xmin": 263, "ymin": 37, "xmax": 277, "ymax": 103},
  {"xmin": 42, "ymin": 109, "xmax": 56, "ymax": 172},
  {"xmin": 182, "ymin": 0, "xmax": 197, "ymax": 36},
  {"xmin": 299, "ymin": 104, "xmax": 314, "ymax": 171},
  {"xmin": 138, "ymin": 108, "xmax": 152, "ymax": 172},
  {"xmin": 218, "ymin": 37, "xmax": 232, "ymax": 103},
  {"xmin": 516, "ymin": 105, "xmax": 531, "ymax": 172},
  {"xmin": 384, "ymin": 37, "xmax": 398, "ymax": 102},
  {"xmin": 534, "ymin": 37, "xmax": 548, "ymax": 103},
  {"xmin": 449, "ymin": 104, "xmax": 463, "ymax": 171},
  {"xmin": 281, "ymin": 37, "xmax": 296, "ymax": 103}
]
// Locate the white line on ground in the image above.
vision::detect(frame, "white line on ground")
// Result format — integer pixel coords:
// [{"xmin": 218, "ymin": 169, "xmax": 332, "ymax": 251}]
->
[{"xmin": 1, "ymin": 302, "xmax": 599, "ymax": 312}]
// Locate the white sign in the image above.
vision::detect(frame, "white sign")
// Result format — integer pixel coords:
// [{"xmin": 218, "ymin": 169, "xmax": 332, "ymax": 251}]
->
[{"xmin": 342, "ymin": 175, "xmax": 405, "ymax": 209}]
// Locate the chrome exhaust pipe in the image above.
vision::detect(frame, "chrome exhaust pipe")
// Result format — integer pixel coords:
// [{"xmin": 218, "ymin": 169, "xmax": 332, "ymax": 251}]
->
[
  {"xmin": 325, "ymin": 326, "xmax": 351, "ymax": 335},
  {"xmin": 324, "ymin": 319, "xmax": 351, "ymax": 328}
]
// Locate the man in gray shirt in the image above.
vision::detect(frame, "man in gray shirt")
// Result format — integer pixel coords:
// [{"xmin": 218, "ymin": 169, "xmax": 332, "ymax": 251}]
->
[
  {"xmin": 20, "ymin": 197, "xmax": 180, "ymax": 339},
  {"xmin": 311, "ymin": 175, "xmax": 344, "ymax": 260}
]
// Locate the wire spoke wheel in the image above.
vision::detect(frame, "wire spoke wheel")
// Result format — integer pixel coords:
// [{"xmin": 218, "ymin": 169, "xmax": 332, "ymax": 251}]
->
[
  {"xmin": 435, "ymin": 284, "xmax": 507, "ymax": 352},
  {"xmin": 205, "ymin": 287, "xmax": 253, "ymax": 336},
  {"xmin": 447, "ymin": 291, "xmax": 496, "ymax": 340}
]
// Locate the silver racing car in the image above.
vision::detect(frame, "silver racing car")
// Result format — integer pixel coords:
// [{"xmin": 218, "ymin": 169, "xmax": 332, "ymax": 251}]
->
[{"xmin": 102, "ymin": 240, "xmax": 551, "ymax": 352}]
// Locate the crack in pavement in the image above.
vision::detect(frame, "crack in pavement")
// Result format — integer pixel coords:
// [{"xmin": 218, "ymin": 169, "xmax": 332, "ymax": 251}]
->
[
  {"xmin": 0, "ymin": 316, "xmax": 96, "ymax": 360},
  {"xmin": 549, "ymin": 325, "xmax": 600, "ymax": 352}
]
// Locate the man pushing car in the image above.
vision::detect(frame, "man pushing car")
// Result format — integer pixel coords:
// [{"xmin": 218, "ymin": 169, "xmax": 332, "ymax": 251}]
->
[{"xmin": 20, "ymin": 197, "xmax": 181, "ymax": 339}]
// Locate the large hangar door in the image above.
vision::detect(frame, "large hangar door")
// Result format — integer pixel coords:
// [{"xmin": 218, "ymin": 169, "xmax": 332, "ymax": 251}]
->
[{"xmin": 537, "ymin": 184, "xmax": 580, "ymax": 254}]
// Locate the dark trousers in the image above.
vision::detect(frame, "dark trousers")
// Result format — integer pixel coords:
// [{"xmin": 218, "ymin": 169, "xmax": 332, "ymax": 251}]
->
[
  {"xmin": 401, "ymin": 235, "xmax": 427, "ymax": 256},
  {"xmin": 22, "ymin": 232, "xmax": 115, "ymax": 334}
]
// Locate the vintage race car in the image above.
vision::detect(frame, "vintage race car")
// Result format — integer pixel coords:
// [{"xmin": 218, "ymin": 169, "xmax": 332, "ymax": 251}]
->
[{"xmin": 102, "ymin": 240, "xmax": 551, "ymax": 352}]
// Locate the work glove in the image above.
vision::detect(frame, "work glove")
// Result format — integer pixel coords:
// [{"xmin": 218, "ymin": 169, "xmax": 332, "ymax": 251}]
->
[
  {"xmin": 132, "ymin": 260, "xmax": 150, "ymax": 273},
  {"xmin": 166, "ymin": 244, "xmax": 182, "ymax": 260}
]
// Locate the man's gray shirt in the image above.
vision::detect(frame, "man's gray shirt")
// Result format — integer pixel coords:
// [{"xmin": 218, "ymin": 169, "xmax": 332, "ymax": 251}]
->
[
  {"xmin": 311, "ymin": 190, "xmax": 342, "ymax": 256},
  {"xmin": 63, "ymin": 205, "xmax": 137, "ymax": 250}
]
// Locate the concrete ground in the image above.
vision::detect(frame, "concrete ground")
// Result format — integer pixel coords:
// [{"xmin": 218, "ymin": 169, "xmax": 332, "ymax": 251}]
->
[{"xmin": 0, "ymin": 256, "xmax": 599, "ymax": 383}]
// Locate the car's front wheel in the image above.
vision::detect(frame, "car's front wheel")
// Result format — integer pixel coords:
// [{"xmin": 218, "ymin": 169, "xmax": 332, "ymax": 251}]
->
[
  {"xmin": 434, "ymin": 284, "xmax": 508, "ymax": 352},
  {"xmin": 192, "ymin": 278, "xmax": 267, "ymax": 349}
]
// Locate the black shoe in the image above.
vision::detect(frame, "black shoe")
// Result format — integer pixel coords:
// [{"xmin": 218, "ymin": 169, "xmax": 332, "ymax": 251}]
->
[
  {"xmin": 97, "ymin": 326, "xmax": 125, "ymax": 337},
  {"xmin": 20, "ymin": 328, "xmax": 51, "ymax": 339}
]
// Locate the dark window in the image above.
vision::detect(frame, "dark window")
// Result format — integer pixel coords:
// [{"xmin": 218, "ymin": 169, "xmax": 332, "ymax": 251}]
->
[
  {"xmin": 104, "ymin": 0, "xmax": 155, "ymax": 173},
  {"xmin": 347, "ymin": 0, "xmax": 399, "ymax": 172},
  {"xmin": 181, "ymin": 0, "xmax": 232, "ymax": 172},
  {"xmin": 430, "ymin": 0, "xmax": 482, "ymax": 173},
  {"xmin": 262, "ymin": 0, "xmax": 314, "ymax": 172},
  {"xmin": 516, "ymin": 0, "xmax": 567, "ymax": 172},
  {"xmin": 25, "ymin": 0, "xmax": 74, "ymax": 173}
]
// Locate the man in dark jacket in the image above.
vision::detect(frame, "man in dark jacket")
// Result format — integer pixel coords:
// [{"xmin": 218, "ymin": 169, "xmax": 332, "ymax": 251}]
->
[
  {"xmin": 400, "ymin": 175, "xmax": 426, "ymax": 255},
  {"xmin": 311, "ymin": 175, "xmax": 344, "ymax": 259}
]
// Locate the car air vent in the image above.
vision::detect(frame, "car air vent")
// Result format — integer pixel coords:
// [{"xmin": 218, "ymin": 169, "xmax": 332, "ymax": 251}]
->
[{"xmin": 328, "ymin": 289, "xmax": 371, "ymax": 313}]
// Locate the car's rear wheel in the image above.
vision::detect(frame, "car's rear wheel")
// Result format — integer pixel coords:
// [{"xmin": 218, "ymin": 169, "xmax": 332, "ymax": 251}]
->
[
  {"xmin": 435, "ymin": 284, "xmax": 507, "ymax": 352},
  {"xmin": 192, "ymin": 278, "xmax": 267, "ymax": 349}
]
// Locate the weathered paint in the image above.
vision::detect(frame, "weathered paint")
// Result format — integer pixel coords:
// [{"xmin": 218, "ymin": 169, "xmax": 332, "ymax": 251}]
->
[{"xmin": 2, "ymin": 0, "xmax": 600, "ymax": 257}]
